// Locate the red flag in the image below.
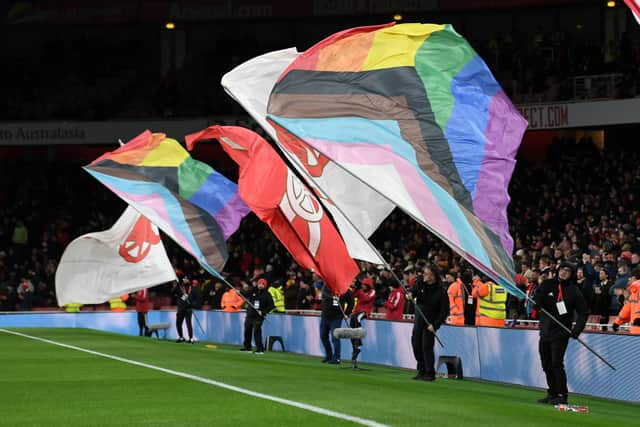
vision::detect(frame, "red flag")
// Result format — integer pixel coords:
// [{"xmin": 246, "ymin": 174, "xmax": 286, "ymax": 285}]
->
[
  {"xmin": 186, "ymin": 125, "xmax": 359, "ymax": 295},
  {"xmin": 625, "ymin": 0, "xmax": 640, "ymax": 25}
]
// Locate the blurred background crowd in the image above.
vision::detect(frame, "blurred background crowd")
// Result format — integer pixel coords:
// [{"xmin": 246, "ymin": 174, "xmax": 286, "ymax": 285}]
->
[{"xmin": 1, "ymin": 0, "xmax": 639, "ymax": 332}]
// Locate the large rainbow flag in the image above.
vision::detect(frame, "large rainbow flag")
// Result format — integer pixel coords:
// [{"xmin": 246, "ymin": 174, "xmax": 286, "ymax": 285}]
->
[
  {"xmin": 85, "ymin": 130, "xmax": 250, "ymax": 278},
  {"xmin": 267, "ymin": 23, "xmax": 527, "ymax": 295}
]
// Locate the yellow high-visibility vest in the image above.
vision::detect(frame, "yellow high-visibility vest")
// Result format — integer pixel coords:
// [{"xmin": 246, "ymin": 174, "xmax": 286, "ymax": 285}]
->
[
  {"xmin": 64, "ymin": 303, "xmax": 82, "ymax": 312},
  {"xmin": 109, "ymin": 298, "xmax": 127, "ymax": 312},
  {"xmin": 268, "ymin": 287, "xmax": 285, "ymax": 313},
  {"xmin": 478, "ymin": 282, "xmax": 507, "ymax": 320}
]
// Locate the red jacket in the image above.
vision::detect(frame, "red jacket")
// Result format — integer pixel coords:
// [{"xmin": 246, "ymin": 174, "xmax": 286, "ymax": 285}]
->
[
  {"xmin": 353, "ymin": 287, "xmax": 376, "ymax": 317},
  {"xmin": 384, "ymin": 287, "xmax": 405, "ymax": 321},
  {"xmin": 135, "ymin": 289, "xmax": 150, "ymax": 313}
]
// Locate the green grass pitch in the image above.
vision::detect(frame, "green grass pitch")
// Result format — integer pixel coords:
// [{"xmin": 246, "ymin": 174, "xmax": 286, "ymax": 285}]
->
[{"xmin": 0, "ymin": 328, "xmax": 636, "ymax": 426}]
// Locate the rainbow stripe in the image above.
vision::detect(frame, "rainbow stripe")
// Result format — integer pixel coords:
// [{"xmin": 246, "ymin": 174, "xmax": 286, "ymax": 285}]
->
[
  {"xmin": 85, "ymin": 131, "xmax": 249, "ymax": 277},
  {"xmin": 268, "ymin": 23, "xmax": 527, "ymax": 294}
]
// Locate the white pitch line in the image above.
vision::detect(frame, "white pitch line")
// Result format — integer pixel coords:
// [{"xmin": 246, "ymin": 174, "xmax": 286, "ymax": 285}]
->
[{"xmin": 0, "ymin": 329, "xmax": 389, "ymax": 427}]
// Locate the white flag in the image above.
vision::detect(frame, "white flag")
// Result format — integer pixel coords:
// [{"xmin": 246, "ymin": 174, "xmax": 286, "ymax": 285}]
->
[
  {"xmin": 221, "ymin": 49, "xmax": 394, "ymax": 264},
  {"xmin": 55, "ymin": 206, "xmax": 177, "ymax": 306}
]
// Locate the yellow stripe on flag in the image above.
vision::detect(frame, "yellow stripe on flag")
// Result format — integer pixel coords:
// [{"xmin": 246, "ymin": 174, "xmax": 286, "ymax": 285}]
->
[
  {"xmin": 362, "ymin": 23, "xmax": 445, "ymax": 70},
  {"xmin": 139, "ymin": 138, "xmax": 189, "ymax": 166}
]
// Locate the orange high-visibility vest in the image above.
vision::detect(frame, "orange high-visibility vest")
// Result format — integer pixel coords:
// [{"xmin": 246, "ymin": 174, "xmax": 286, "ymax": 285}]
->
[
  {"xmin": 447, "ymin": 279, "xmax": 465, "ymax": 325},
  {"xmin": 221, "ymin": 289, "xmax": 244, "ymax": 312},
  {"xmin": 614, "ymin": 281, "xmax": 640, "ymax": 335}
]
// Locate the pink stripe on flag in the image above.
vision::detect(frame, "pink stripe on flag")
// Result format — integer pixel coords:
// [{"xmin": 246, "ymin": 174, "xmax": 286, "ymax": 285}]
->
[
  {"xmin": 305, "ymin": 139, "xmax": 461, "ymax": 248},
  {"xmin": 107, "ymin": 186, "xmax": 195, "ymax": 255}
]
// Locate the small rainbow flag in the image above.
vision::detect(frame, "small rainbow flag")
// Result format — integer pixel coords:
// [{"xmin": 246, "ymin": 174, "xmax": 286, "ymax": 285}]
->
[{"xmin": 85, "ymin": 130, "xmax": 250, "ymax": 277}]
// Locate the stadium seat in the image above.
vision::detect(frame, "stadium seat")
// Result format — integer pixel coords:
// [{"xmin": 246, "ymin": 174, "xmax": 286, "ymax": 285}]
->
[
  {"xmin": 437, "ymin": 355, "xmax": 463, "ymax": 379},
  {"xmin": 153, "ymin": 296, "xmax": 172, "ymax": 309},
  {"xmin": 147, "ymin": 322, "xmax": 170, "ymax": 339},
  {"xmin": 266, "ymin": 335, "xmax": 285, "ymax": 352},
  {"xmin": 586, "ymin": 315, "xmax": 601, "ymax": 331}
]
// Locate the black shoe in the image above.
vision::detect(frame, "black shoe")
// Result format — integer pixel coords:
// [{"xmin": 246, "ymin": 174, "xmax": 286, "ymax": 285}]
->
[
  {"xmin": 328, "ymin": 359, "xmax": 341, "ymax": 364},
  {"xmin": 419, "ymin": 376, "xmax": 436, "ymax": 382},
  {"xmin": 549, "ymin": 395, "xmax": 568, "ymax": 405},
  {"xmin": 240, "ymin": 347, "xmax": 251, "ymax": 352},
  {"xmin": 537, "ymin": 394, "xmax": 554, "ymax": 404},
  {"xmin": 412, "ymin": 372, "xmax": 426, "ymax": 380},
  {"xmin": 176, "ymin": 337, "xmax": 185, "ymax": 343},
  {"xmin": 321, "ymin": 357, "xmax": 331, "ymax": 363}
]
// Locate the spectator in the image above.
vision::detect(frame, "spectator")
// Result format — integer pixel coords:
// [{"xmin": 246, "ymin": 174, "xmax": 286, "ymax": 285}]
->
[
  {"xmin": 283, "ymin": 278, "xmax": 299, "ymax": 310},
  {"xmin": 609, "ymin": 264, "xmax": 631, "ymax": 315},
  {"xmin": 134, "ymin": 288, "xmax": 150, "ymax": 336},
  {"xmin": 384, "ymin": 281, "xmax": 405, "ymax": 321},
  {"xmin": 221, "ymin": 286, "xmax": 244, "ymax": 312},
  {"xmin": 592, "ymin": 269, "xmax": 612, "ymax": 324},
  {"xmin": 612, "ymin": 268, "xmax": 640, "ymax": 335}
]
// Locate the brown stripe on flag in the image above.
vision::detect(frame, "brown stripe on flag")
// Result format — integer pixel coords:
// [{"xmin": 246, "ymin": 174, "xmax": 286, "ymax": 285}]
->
[
  {"xmin": 269, "ymin": 92, "xmax": 457, "ymax": 202},
  {"xmin": 179, "ymin": 199, "xmax": 227, "ymax": 271},
  {"xmin": 87, "ymin": 164, "xmax": 156, "ymax": 183},
  {"xmin": 461, "ymin": 208, "xmax": 515, "ymax": 282}
]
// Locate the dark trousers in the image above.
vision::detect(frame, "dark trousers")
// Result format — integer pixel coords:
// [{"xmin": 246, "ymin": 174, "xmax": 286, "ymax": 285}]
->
[
  {"xmin": 320, "ymin": 317, "xmax": 342, "ymax": 361},
  {"xmin": 176, "ymin": 308, "xmax": 193, "ymax": 339},
  {"xmin": 244, "ymin": 316, "xmax": 265, "ymax": 351},
  {"xmin": 539, "ymin": 337, "xmax": 570, "ymax": 397},
  {"xmin": 137, "ymin": 311, "xmax": 148, "ymax": 336},
  {"xmin": 412, "ymin": 316, "xmax": 435, "ymax": 378}
]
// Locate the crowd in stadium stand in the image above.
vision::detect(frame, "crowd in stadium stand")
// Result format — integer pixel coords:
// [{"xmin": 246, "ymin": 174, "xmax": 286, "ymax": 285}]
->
[
  {"xmin": 1, "ymin": 138, "xmax": 638, "ymax": 334},
  {"xmin": 3, "ymin": 25, "xmax": 639, "ymax": 121}
]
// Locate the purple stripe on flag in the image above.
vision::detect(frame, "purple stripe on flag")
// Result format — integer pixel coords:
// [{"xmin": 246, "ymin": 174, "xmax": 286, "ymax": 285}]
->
[
  {"xmin": 306, "ymin": 139, "xmax": 462, "ymax": 248},
  {"xmin": 473, "ymin": 90, "xmax": 527, "ymax": 255},
  {"xmin": 214, "ymin": 192, "xmax": 251, "ymax": 240}
]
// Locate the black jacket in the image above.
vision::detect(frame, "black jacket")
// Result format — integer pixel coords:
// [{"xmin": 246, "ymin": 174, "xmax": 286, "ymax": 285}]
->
[
  {"xmin": 174, "ymin": 284, "xmax": 201, "ymax": 311},
  {"xmin": 320, "ymin": 286, "xmax": 354, "ymax": 321},
  {"xmin": 246, "ymin": 287, "xmax": 274, "ymax": 320},
  {"xmin": 411, "ymin": 279, "xmax": 449, "ymax": 330},
  {"xmin": 536, "ymin": 278, "xmax": 588, "ymax": 341}
]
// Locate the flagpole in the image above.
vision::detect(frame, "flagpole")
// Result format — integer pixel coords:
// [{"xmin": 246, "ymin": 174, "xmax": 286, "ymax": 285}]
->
[
  {"xmin": 202, "ymin": 265, "xmax": 268, "ymax": 322},
  {"xmin": 272, "ymin": 139, "xmax": 443, "ymax": 347},
  {"xmin": 272, "ymin": 138, "xmax": 616, "ymax": 366},
  {"xmin": 528, "ymin": 297, "xmax": 615, "ymax": 370}
]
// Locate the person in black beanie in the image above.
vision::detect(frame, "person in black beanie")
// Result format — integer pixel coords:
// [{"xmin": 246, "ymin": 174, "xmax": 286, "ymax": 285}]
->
[
  {"xmin": 534, "ymin": 260, "xmax": 588, "ymax": 405},
  {"xmin": 407, "ymin": 264, "xmax": 449, "ymax": 381}
]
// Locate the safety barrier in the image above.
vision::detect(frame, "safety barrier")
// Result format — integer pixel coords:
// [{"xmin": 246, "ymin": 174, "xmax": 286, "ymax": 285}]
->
[{"xmin": 1, "ymin": 310, "xmax": 637, "ymax": 402}]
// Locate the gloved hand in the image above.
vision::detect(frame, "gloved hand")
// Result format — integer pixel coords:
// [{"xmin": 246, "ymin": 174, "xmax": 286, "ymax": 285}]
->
[
  {"xmin": 181, "ymin": 294, "xmax": 189, "ymax": 301},
  {"xmin": 611, "ymin": 323, "xmax": 620, "ymax": 332},
  {"xmin": 633, "ymin": 318, "xmax": 640, "ymax": 327}
]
